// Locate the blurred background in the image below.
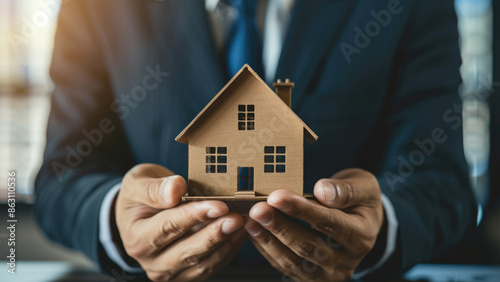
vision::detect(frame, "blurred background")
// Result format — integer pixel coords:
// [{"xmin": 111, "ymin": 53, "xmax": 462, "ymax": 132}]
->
[{"xmin": 0, "ymin": 0, "xmax": 498, "ymax": 281}]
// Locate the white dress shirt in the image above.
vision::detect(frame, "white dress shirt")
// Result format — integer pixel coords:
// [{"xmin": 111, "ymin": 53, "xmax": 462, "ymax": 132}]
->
[{"xmin": 99, "ymin": 0, "xmax": 398, "ymax": 276}]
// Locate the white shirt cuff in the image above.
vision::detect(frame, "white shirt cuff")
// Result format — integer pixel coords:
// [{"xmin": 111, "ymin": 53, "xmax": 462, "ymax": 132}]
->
[
  {"xmin": 352, "ymin": 193, "xmax": 399, "ymax": 279},
  {"xmin": 99, "ymin": 183, "xmax": 144, "ymax": 273}
]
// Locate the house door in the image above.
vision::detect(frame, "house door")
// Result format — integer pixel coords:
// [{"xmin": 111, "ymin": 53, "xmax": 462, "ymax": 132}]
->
[{"xmin": 237, "ymin": 167, "xmax": 254, "ymax": 191}]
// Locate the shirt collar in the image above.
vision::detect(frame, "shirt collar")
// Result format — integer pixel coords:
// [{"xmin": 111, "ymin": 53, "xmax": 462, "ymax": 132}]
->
[{"xmin": 206, "ymin": 0, "xmax": 295, "ymax": 14}]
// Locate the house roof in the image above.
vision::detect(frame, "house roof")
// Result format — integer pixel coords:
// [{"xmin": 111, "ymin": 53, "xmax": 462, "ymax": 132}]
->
[{"xmin": 175, "ymin": 64, "xmax": 318, "ymax": 144}]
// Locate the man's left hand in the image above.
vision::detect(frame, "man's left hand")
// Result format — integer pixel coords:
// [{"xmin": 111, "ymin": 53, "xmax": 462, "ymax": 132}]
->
[{"xmin": 245, "ymin": 169, "xmax": 384, "ymax": 281}]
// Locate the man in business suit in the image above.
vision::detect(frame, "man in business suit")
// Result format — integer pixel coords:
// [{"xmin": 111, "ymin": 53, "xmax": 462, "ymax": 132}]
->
[{"xmin": 35, "ymin": 0, "xmax": 477, "ymax": 280}]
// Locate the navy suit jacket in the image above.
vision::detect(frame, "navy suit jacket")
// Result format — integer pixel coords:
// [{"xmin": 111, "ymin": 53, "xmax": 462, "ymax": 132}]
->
[{"xmin": 35, "ymin": 0, "xmax": 477, "ymax": 279}]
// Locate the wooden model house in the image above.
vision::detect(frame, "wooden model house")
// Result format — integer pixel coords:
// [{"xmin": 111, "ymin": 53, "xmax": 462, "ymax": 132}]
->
[{"xmin": 176, "ymin": 65, "xmax": 318, "ymax": 200}]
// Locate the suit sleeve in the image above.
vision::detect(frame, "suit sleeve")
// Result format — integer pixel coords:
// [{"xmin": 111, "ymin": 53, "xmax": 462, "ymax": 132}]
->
[
  {"xmin": 34, "ymin": 1, "xmax": 135, "ymax": 274},
  {"xmin": 366, "ymin": 0, "xmax": 477, "ymax": 276}
]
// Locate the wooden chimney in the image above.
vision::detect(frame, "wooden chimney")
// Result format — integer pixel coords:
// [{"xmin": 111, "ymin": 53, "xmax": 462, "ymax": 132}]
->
[{"xmin": 273, "ymin": 78, "xmax": 294, "ymax": 107}]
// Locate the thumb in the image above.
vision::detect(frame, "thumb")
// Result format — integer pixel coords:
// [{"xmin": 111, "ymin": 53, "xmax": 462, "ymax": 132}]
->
[
  {"xmin": 313, "ymin": 178, "xmax": 356, "ymax": 209},
  {"xmin": 124, "ymin": 164, "xmax": 187, "ymax": 209},
  {"xmin": 313, "ymin": 169, "xmax": 380, "ymax": 209},
  {"xmin": 143, "ymin": 175, "xmax": 187, "ymax": 209}
]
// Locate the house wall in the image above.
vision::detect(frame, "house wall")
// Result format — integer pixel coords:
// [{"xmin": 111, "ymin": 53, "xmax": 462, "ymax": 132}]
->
[{"xmin": 187, "ymin": 71, "xmax": 304, "ymax": 196}]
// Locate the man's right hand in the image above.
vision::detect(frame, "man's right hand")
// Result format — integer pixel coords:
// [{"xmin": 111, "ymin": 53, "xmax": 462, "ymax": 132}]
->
[{"xmin": 115, "ymin": 164, "xmax": 246, "ymax": 281}]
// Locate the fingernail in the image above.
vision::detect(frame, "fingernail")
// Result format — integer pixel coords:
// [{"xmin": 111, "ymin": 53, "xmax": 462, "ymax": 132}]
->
[
  {"xmin": 221, "ymin": 220, "xmax": 240, "ymax": 235},
  {"xmin": 252, "ymin": 211, "xmax": 272, "ymax": 226},
  {"xmin": 207, "ymin": 209, "xmax": 225, "ymax": 218},
  {"xmin": 269, "ymin": 199, "xmax": 289, "ymax": 211},
  {"xmin": 321, "ymin": 180, "xmax": 335, "ymax": 203},
  {"xmin": 244, "ymin": 221, "xmax": 261, "ymax": 237},
  {"xmin": 161, "ymin": 177, "xmax": 173, "ymax": 198}
]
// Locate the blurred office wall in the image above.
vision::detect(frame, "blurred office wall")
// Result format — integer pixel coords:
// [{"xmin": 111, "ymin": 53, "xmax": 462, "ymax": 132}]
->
[
  {"xmin": 0, "ymin": 0, "xmax": 58, "ymax": 201},
  {"xmin": 433, "ymin": 0, "xmax": 500, "ymax": 264},
  {"xmin": 456, "ymin": 0, "xmax": 492, "ymax": 213},
  {"xmin": 488, "ymin": 0, "xmax": 500, "ymax": 261}
]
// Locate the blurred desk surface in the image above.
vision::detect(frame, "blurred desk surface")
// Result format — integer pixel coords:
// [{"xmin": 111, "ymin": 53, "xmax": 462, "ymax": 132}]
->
[
  {"xmin": 0, "ymin": 262, "xmax": 499, "ymax": 282},
  {"xmin": 405, "ymin": 264, "xmax": 500, "ymax": 281}
]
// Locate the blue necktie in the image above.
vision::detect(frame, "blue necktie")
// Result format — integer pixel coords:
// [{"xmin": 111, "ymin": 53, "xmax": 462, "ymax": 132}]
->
[
  {"xmin": 227, "ymin": 5, "xmax": 266, "ymax": 266},
  {"xmin": 225, "ymin": 0, "xmax": 264, "ymax": 78}
]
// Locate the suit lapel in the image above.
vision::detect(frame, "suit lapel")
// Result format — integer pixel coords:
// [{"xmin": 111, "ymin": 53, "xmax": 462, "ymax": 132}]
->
[
  {"xmin": 145, "ymin": 0, "xmax": 356, "ymax": 110},
  {"xmin": 275, "ymin": 0, "xmax": 357, "ymax": 110},
  {"xmin": 145, "ymin": 0, "xmax": 226, "ymax": 164},
  {"xmin": 146, "ymin": 0, "xmax": 226, "ymax": 104}
]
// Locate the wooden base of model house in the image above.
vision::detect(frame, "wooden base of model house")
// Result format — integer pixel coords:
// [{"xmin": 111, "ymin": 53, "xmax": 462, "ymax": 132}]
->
[{"xmin": 182, "ymin": 193, "xmax": 314, "ymax": 202}]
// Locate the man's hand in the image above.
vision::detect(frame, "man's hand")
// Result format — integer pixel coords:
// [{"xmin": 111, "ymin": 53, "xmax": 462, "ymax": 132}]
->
[
  {"xmin": 115, "ymin": 164, "xmax": 246, "ymax": 281},
  {"xmin": 245, "ymin": 169, "xmax": 384, "ymax": 281}
]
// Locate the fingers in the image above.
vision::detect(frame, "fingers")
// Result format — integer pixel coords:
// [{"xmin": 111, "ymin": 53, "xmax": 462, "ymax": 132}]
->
[
  {"xmin": 248, "ymin": 202, "xmax": 343, "ymax": 267},
  {"xmin": 267, "ymin": 190, "xmax": 358, "ymax": 248},
  {"xmin": 244, "ymin": 232, "xmax": 280, "ymax": 270},
  {"xmin": 249, "ymin": 236, "xmax": 312, "ymax": 281},
  {"xmin": 148, "ymin": 212, "xmax": 245, "ymax": 272},
  {"xmin": 244, "ymin": 213, "xmax": 321, "ymax": 281},
  {"xmin": 146, "ymin": 229, "xmax": 246, "ymax": 282},
  {"xmin": 247, "ymin": 203, "xmax": 362, "ymax": 281},
  {"xmin": 313, "ymin": 169, "xmax": 380, "ymax": 209},
  {"xmin": 172, "ymin": 229, "xmax": 247, "ymax": 281},
  {"xmin": 123, "ymin": 164, "xmax": 187, "ymax": 209},
  {"xmin": 243, "ymin": 170, "xmax": 383, "ymax": 281},
  {"xmin": 126, "ymin": 200, "xmax": 229, "ymax": 258},
  {"xmin": 118, "ymin": 164, "xmax": 249, "ymax": 281}
]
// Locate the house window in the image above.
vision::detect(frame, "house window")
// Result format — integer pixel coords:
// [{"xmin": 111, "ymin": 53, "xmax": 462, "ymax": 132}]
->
[
  {"xmin": 206, "ymin": 147, "xmax": 227, "ymax": 173},
  {"xmin": 264, "ymin": 146, "xmax": 286, "ymax": 173},
  {"xmin": 238, "ymin": 105, "xmax": 255, "ymax": 130}
]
